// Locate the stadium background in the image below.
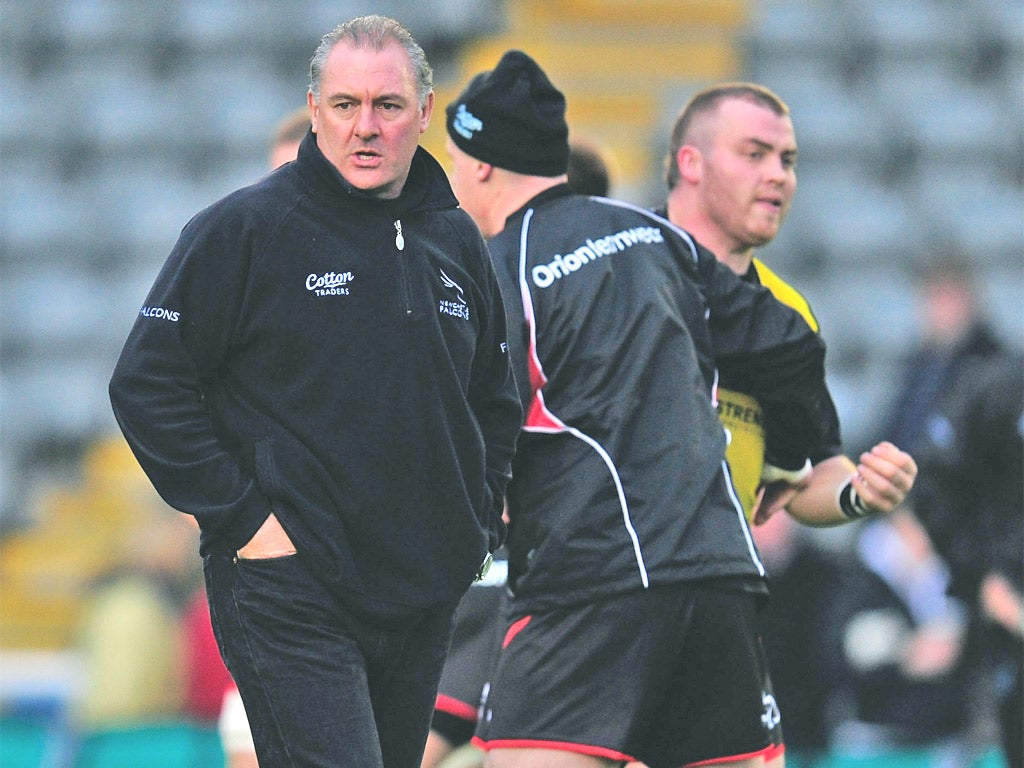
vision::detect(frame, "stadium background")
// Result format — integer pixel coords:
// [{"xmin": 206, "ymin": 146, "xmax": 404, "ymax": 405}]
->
[{"xmin": 0, "ymin": 0, "xmax": 1021, "ymax": 766}]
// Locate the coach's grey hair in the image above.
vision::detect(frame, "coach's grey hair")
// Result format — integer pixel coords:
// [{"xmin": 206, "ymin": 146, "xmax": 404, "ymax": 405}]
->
[{"xmin": 309, "ymin": 15, "xmax": 434, "ymax": 108}]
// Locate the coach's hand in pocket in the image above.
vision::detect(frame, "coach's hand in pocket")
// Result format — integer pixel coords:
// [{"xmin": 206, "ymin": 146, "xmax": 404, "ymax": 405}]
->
[{"xmin": 237, "ymin": 513, "xmax": 297, "ymax": 560}]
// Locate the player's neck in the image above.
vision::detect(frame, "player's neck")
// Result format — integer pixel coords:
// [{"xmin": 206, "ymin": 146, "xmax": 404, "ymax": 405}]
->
[
  {"xmin": 492, "ymin": 175, "xmax": 564, "ymax": 237},
  {"xmin": 666, "ymin": 197, "xmax": 753, "ymax": 276},
  {"xmin": 690, "ymin": 231, "xmax": 753, "ymax": 276},
  {"xmin": 719, "ymin": 248, "xmax": 754, "ymax": 276}
]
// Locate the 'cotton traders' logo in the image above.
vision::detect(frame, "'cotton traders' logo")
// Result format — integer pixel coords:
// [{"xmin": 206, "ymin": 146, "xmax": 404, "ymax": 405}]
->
[
  {"xmin": 439, "ymin": 268, "xmax": 470, "ymax": 320},
  {"xmin": 532, "ymin": 226, "xmax": 664, "ymax": 288},
  {"xmin": 307, "ymin": 271, "xmax": 354, "ymax": 297},
  {"xmin": 140, "ymin": 306, "xmax": 179, "ymax": 322},
  {"xmin": 452, "ymin": 104, "xmax": 483, "ymax": 140}
]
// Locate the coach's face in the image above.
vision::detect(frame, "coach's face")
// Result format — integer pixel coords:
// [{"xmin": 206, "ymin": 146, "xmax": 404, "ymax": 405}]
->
[
  {"xmin": 309, "ymin": 39, "xmax": 433, "ymax": 200},
  {"xmin": 699, "ymin": 98, "xmax": 797, "ymax": 251}
]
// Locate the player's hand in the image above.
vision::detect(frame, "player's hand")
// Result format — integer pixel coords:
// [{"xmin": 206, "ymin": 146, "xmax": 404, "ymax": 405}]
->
[
  {"xmin": 237, "ymin": 513, "xmax": 297, "ymax": 559},
  {"xmin": 851, "ymin": 441, "xmax": 917, "ymax": 515},
  {"xmin": 753, "ymin": 479, "xmax": 800, "ymax": 525},
  {"xmin": 753, "ymin": 459, "xmax": 812, "ymax": 525}
]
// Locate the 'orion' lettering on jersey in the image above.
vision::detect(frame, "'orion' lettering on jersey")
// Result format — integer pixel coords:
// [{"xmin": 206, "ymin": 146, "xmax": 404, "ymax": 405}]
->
[
  {"xmin": 140, "ymin": 306, "xmax": 180, "ymax": 322},
  {"xmin": 532, "ymin": 226, "xmax": 664, "ymax": 288},
  {"xmin": 307, "ymin": 271, "xmax": 354, "ymax": 297}
]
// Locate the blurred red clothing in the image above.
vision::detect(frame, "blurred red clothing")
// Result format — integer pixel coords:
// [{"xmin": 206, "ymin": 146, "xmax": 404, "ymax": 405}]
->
[{"xmin": 181, "ymin": 586, "xmax": 234, "ymax": 722}]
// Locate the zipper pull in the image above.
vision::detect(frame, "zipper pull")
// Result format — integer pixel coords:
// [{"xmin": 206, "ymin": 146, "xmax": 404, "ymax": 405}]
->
[{"xmin": 394, "ymin": 219, "xmax": 405, "ymax": 251}]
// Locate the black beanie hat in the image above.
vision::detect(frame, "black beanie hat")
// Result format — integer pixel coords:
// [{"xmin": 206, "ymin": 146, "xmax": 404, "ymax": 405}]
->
[{"xmin": 445, "ymin": 50, "xmax": 569, "ymax": 176}]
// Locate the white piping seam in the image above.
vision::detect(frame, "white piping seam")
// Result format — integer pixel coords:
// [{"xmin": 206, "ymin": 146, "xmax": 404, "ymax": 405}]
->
[
  {"xmin": 595, "ymin": 197, "xmax": 699, "ymax": 262},
  {"xmin": 601, "ymin": 200, "xmax": 766, "ymax": 577},
  {"xmin": 721, "ymin": 459, "xmax": 766, "ymax": 577},
  {"xmin": 517, "ymin": 208, "xmax": 651, "ymax": 589}
]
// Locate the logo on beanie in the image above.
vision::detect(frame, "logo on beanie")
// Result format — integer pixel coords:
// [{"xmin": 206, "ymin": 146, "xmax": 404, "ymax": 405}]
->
[{"xmin": 452, "ymin": 104, "xmax": 483, "ymax": 140}]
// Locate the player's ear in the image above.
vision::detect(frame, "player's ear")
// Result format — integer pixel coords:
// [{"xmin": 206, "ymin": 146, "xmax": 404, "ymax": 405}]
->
[{"xmin": 677, "ymin": 145, "xmax": 702, "ymax": 184}]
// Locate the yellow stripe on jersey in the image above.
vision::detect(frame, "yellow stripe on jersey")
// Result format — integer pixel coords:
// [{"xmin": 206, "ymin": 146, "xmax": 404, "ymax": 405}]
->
[
  {"xmin": 752, "ymin": 257, "xmax": 819, "ymax": 332},
  {"xmin": 721, "ymin": 259, "xmax": 819, "ymax": 520}
]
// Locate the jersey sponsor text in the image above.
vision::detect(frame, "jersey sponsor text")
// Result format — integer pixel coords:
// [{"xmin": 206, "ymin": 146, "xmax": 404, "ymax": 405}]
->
[{"xmin": 532, "ymin": 226, "xmax": 664, "ymax": 288}]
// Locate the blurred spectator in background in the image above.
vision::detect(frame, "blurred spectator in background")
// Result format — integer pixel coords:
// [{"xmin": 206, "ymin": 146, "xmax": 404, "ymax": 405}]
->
[
  {"xmin": 268, "ymin": 106, "xmax": 310, "ymax": 170},
  {"xmin": 180, "ymin": 572, "xmax": 233, "ymax": 727},
  {"xmin": 911, "ymin": 351, "xmax": 1023, "ymax": 768},
  {"xmin": 866, "ymin": 252, "xmax": 1018, "ymax": 765},
  {"xmin": 566, "ymin": 137, "xmax": 611, "ymax": 197},
  {"xmin": 821, "ymin": 508, "xmax": 974, "ymax": 766},
  {"xmin": 73, "ymin": 494, "xmax": 199, "ymax": 729},
  {"xmin": 873, "ymin": 254, "xmax": 1004, "ymax": 462}
]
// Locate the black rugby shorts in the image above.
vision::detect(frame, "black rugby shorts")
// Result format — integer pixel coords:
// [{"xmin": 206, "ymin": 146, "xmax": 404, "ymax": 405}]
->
[
  {"xmin": 473, "ymin": 581, "xmax": 784, "ymax": 768},
  {"xmin": 431, "ymin": 557, "xmax": 508, "ymax": 746}
]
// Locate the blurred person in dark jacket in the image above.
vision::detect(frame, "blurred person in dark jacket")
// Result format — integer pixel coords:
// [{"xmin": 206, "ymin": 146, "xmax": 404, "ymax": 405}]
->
[
  {"xmin": 913, "ymin": 352, "xmax": 1023, "ymax": 768},
  {"xmin": 869, "ymin": 253, "xmax": 1018, "ymax": 765},
  {"xmin": 876, "ymin": 254, "xmax": 1004, "ymax": 462},
  {"xmin": 822, "ymin": 508, "xmax": 974, "ymax": 766}
]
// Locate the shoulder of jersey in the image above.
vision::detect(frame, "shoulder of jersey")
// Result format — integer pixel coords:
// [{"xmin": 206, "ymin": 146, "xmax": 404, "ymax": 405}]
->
[{"xmin": 752, "ymin": 258, "xmax": 819, "ymax": 333}]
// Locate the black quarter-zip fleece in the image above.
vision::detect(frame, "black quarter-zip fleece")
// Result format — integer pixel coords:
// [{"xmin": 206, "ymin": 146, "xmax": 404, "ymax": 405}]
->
[{"xmin": 109, "ymin": 131, "xmax": 522, "ymax": 619}]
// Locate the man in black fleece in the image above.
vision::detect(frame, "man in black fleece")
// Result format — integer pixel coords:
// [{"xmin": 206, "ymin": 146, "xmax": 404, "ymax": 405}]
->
[{"xmin": 108, "ymin": 15, "xmax": 522, "ymax": 768}]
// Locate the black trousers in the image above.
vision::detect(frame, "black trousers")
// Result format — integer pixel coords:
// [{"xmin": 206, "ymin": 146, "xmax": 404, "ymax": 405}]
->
[{"xmin": 204, "ymin": 549, "xmax": 457, "ymax": 768}]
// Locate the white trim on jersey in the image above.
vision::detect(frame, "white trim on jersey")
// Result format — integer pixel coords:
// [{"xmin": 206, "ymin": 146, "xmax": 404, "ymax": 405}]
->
[{"xmin": 515, "ymin": 207, "xmax": 651, "ymax": 589}]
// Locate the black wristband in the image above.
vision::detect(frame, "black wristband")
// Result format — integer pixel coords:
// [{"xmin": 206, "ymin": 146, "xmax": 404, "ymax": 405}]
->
[{"xmin": 838, "ymin": 478, "xmax": 871, "ymax": 519}]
